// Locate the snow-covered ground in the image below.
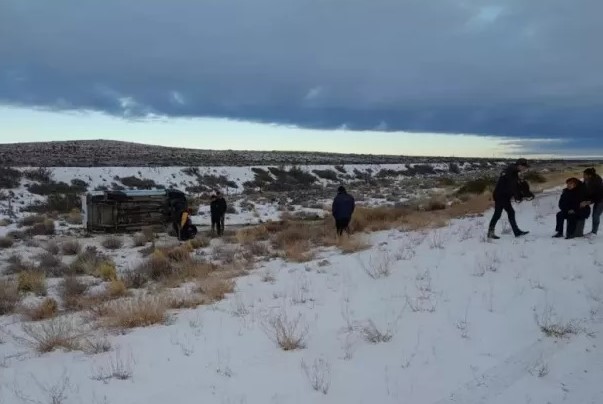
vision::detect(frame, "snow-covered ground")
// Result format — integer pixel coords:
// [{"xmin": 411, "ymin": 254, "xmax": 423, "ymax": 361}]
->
[{"xmin": 1, "ymin": 189, "xmax": 602, "ymax": 404}]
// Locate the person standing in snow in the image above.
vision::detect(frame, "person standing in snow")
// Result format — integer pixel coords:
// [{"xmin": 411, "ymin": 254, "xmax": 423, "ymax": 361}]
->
[
  {"xmin": 581, "ymin": 168, "xmax": 603, "ymax": 235},
  {"xmin": 332, "ymin": 186, "xmax": 355, "ymax": 236},
  {"xmin": 210, "ymin": 191, "xmax": 227, "ymax": 236},
  {"xmin": 554, "ymin": 178, "xmax": 591, "ymax": 239},
  {"xmin": 487, "ymin": 158, "xmax": 531, "ymax": 239}
]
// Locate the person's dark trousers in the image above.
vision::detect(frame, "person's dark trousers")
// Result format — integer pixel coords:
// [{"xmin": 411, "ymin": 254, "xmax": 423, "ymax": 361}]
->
[
  {"xmin": 556, "ymin": 211, "xmax": 578, "ymax": 237},
  {"xmin": 211, "ymin": 215, "xmax": 220, "ymax": 236},
  {"xmin": 335, "ymin": 217, "xmax": 351, "ymax": 236},
  {"xmin": 592, "ymin": 202, "xmax": 603, "ymax": 234},
  {"xmin": 488, "ymin": 198, "xmax": 520, "ymax": 235},
  {"xmin": 219, "ymin": 214, "xmax": 225, "ymax": 236}
]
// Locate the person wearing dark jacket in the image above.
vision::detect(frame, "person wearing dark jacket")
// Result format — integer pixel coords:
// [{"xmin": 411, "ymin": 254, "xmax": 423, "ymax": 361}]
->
[
  {"xmin": 210, "ymin": 192, "xmax": 227, "ymax": 236},
  {"xmin": 487, "ymin": 158, "xmax": 531, "ymax": 239},
  {"xmin": 178, "ymin": 208, "xmax": 198, "ymax": 241},
  {"xmin": 582, "ymin": 168, "xmax": 603, "ymax": 235},
  {"xmin": 332, "ymin": 186, "xmax": 355, "ymax": 236},
  {"xmin": 554, "ymin": 178, "xmax": 591, "ymax": 239}
]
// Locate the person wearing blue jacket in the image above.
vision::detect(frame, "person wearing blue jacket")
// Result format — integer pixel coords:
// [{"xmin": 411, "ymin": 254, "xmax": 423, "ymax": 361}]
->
[{"xmin": 332, "ymin": 186, "xmax": 355, "ymax": 236}]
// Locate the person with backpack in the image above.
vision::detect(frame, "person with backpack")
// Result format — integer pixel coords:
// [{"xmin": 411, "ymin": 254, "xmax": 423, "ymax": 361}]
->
[
  {"xmin": 487, "ymin": 158, "xmax": 531, "ymax": 239},
  {"xmin": 178, "ymin": 208, "xmax": 198, "ymax": 241},
  {"xmin": 332, "ymin": 186, "xmax": 355, "ymax": 236},
  {"xmin": 554, "ymin": 178, "xmax": 591, "ymax": 239},
  {"xmin": 582, "ymin": 168, "xmax": 603, "ymax": 235}
]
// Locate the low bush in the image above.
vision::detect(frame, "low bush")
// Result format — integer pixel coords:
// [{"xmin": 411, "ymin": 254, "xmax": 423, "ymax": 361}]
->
[
  {"xmin": 524, "ymin": 171, "xmax": 547, "ymax": 184},
  {"xmin": 119, "ymin": 176, "xmax": 157, "ymax": 189},
  {"xmin": 137, "ymin": 251, "xmax": 173, "ymax": 280},
  {"xmin": 28, "ymin": 219, "xmax": 55, "ymax": 236},
  {"xmin": 101, "ymin": 295, "xmax": 168, "ymax": 329},
  {"xmin": 19, "ymin": 214, "xmax": 46, "ymax": 227},
  {"xmin": 196, "ymin": 278, "xmax": 235, "ymax": 302},
  {"xmin": 60, "ymin": 275, "xmax": 88, "ymax": 311},
  {"xmin": 0, "ymin": 236, "xmax": 14, "ymax": 249},
  {"xmin": 456, "ymin": 177, "xmax": 496, "ymax": 195},
  {"xmin": 61, "ymin": 239, "xmax": 82, "ymax": 255},
  {"xmin": 17, "ymin": 270, "xmax": 47, "ymax": 296},
  {"xmin": 98, "ymin": 262, "xmax": 118, "ymax": 281},
  {"xmin": 20, "ymin": 316, "xmax": 85, "ymax": 353},
  {"xmin": 0, "ymin": 280, "xmax": 20, "ymax": 315},
  {"xmin": 21, "ymin": 298, "xmax": 59, "ymax": 321},
  {"xmin": 0, "ymin": 167, "xmax": 23, "ymax": 189},
  {"xmin": 102, "ymin": 236, "xmax": 123, "ymax": 250},
  {"xmin": 23, "ymin": 168, "xmax": 52, "ymax": 183}
]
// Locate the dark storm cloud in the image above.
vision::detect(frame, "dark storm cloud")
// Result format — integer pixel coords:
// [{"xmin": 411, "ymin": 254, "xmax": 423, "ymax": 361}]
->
[{"xmin": 1, "ymin": 0, "xmax": 602, "ymax": 150}]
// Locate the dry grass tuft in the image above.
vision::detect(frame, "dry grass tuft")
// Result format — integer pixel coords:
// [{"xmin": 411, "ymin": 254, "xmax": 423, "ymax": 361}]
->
[
  {"xmin": 284, "ymin": 241, "xmax": 316, "ymax": 263},
  {"xmin": 337, "ymin": 236, "xmax": 371, "ymax": 254},
  {"xmin": 98, "ymin": 262, "xmax": 117, "ymax": 281},
  {"xmin": 37, "ymin": 252, "xmax": 67, "ymax": 276},
  {"xmin": 100, "ymin": 295, "xmax": 168, "ymax": 330},
  {"xmin": 17, "ymin": 270, "xmax": 47, "ymax": 296},
  {"xmin": 21, "ymin": 298, "xmax": 59, "ymax": 321},
  {"xmin": 20, "ymin": 316, "xmax": 85, "ymax": 353},
  {"xmin": 0, "ymin": 236, "xmax": 14, "ymax": 249},
  {"xmin": 43, "ymin": 241, "xmax": 60, "ymax": 255},
  {"xmin": 237, "ymin": 225, "xmax": 271, "ymax": 244},
  {"xmin": 189, "ymin": 236, "xmax": 210, "ymax": 249},
  {"xmin": 197, "ymin": 278, "xmax": 235, "ymax": 302},
  {"xmin": 163, "ymin": 245, "xmax": 192, "ymax": 262},
  {"xmin": 102, "ymin": 236, "xmax": 124, "ymax": 250},
  {"xmin": 263, "ymin": 311, "xmax": 308, "ymax": 351},
  {"xmin": 69, "ymin": 247, "xmax": 113, "ymax": 278},
  {"xmin": 165, "ymin": 292, "xmax": 207, "ymax": 309},
  {"xmin": 61, "ymin": 239, "xmax": 81, "ymax": 255},
  {"xmin": 0, "ymin": 218, "xmax": 11, "ymax": 226},
  {"xmin": 28, "ymin": 219, "xmax": 56, "ymax": 236},
  {"xmin": 0, "ymin": 279, "xmax": 20, "ymax": 315},
  {"xmin": 141, "ymin": 226, "xmax": 156, "ymax": 242},
  {"xmin": 137, "ymin": 251, "xmax": 173, "ymax": 280},
  {"xmin": 60, "ymin": 275, "xmax": 88, "ymax": 311},
  {"xmin": 19, "ymin": 214, "xmax": 46, "ymax": 227}
]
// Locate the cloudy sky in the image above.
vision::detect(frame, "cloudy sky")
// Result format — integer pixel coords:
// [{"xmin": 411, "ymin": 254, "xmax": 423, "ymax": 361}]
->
[{"xmin": 0, "ymin": 0, "xmax": 601, "ymax": 157}]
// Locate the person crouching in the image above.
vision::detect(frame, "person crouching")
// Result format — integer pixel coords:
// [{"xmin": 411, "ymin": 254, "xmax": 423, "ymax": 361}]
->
[{"xmin": 554, "ymin": 178, "xmax": 591, "ymax": 239}]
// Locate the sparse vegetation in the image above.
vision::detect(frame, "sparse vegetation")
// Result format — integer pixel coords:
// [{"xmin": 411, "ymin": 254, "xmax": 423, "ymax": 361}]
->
[
  {"xmin": 17, "ymin": 270, "xmax": 47, "ymax": 295},
  {"xmin": 101, "ymin": 295, "xmax": 168, "ymax": 329},
  {"xmin": 21, "ymin": 298, "xmax": 59, "ymax": 321},
  {"xmin": 0, "ymin": 236, "xmax": 14, "ymax": 249},
  {"xmin": 20, "ymin": 316, "xmax": 85, "ymax": 353},
  {"xmin": 263, "ymin": 311, "xmax": 308, "ymax": 351},
  {"xmin": 28, "ymin": 219, "xmax": 56, "ymax": 236},
  {"xmin": 61, "ymin": 239, "xmax": 82, "ymax": 255},
  {"xmin": 456, "ymin": 177, "xmax": 496, "ymax": 195},
  {"xmin": 0, "ymin": 279, "xmax": 20, "ymax": 315},
  {"xmin": 197, "ymin": 278, "xmax": 235, "ymax": 302},
  {"xmin": 102, "ymin": 235, "xmax": 124, "ymax": 250},
  {"xmin": 60, "ymin": 275, "xmax": 88, "ymax": 311}
]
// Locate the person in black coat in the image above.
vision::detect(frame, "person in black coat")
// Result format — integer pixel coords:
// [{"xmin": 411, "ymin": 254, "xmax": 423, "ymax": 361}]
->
[
  {"xmin": 582, "ymin": 168, "xmax": 603, "ymax": 235},
  {"xmin": 554, "ymin": 178, "xmax": 591, "ymax": 239},
  {"xmin": 487, "ymin": 158, "xmax": 531, "ymax": 239},
  {"xmin": 210, "ymin": 192, "xmax": 227, "ymax": 236},
  {"xmin": 332, "ymin": 186, "xmax": 355, "ymax": 236}
]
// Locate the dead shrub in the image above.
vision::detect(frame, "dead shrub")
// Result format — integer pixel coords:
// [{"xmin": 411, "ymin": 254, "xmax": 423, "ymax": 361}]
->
[
  {"xmin": 197, "ymin": 278, "xmax": 235, "ymax": 302},
  {"xmin": 44, "ymin": 241, "xmax": 60, "ymax": 255},
  {"xmin": 17, "ymin": 270, "xmax": 47, "ymax": 296},
  {"xmin": 105, "ymin": 279, "xmax": 129, "ymax": 298},
  {"xmin": 0, "ymin": 218, "xmax": 11, "ymax": 226},
  {"xmin": 101, "ymin": 295, "xmax": 168, "ymax": 329},
  {"xmin": 212, "ymin": 245, "xmax": 239, "ymax": 264},
  {"xmin": 189, "ymin": 235, "xmax": 210, "ymax": 249},
  {"xmin": 37, "ymin": 252, "xmax": 67, "ymax": 276},
  {"xmin": 284, "ymin": 241, "xmax": 316, "ymax": 263},
  {"xmin": 69, "ymin": 247, "xmax": 111, "ymax": 276},
  {"xmin": 0, "ymin": 279, "xmax": 20, "ymax": 315},
  {"xmin": 132, "ymin": 233, "xmax": 148, "ymax": 247},
  {"xmin": 137, "ymin": 251, "xmax": 173, "ymax": 280},
  {"xmin": 121, "ymin": 269, "xmax": 149, "ymax": 289},
  {"xmin": 175, "ymin": 259, "xmax": 214, "ymax": 280},
  {"xmin": 243, "ymin": 241, "xmax": 271, "ymax": 259},
  {"xmin": 28, "ymin": 219, "xmax": 56, "ymax": 236},
  {"xmin": 360, "ymin": 320, "xmax": 394, "ymax": 344},
  {"xmin": 337, "ymin": 236, "xmax": 370, "ymax": 254},
  {"xmin": 98, "ymin": 262, "xmax": 117, "ymax": 281},
  {"xmin": 60, "ymin": 275, "xmax": 88, "ymax": 311},
  {"xmin": 19, "ymin": 214, "xmax": 46, "ymax": 227},
  {"xmin": 163, "ymin": 245, "xmax": 192, "ymax": 262},
  {"xmin": 61, "ymin": 239, "xmax": 81, "ymax": 255},
  {"xmin": 102, "ymin": 236, "xmax": 123, "ymax": 250},
  {"xmin": 360, "ymin": 251, "xmax": 393, "ymax": 279},
  {"xmin": 21, "ymin": 298, "xmax": 59, "ymax": 321},
  {"xmin": 20, "ymin": 316, "xmax": 85, "ymax": 353},
  {"xmin": 5, "ymin": 255, "xmax": 36, "ymax": 274},
  {"xmin": 237, "ymin": 225, "xmax": 270, "ymax": 244},
  {"xmin": 165, "ymin": 292, "xmax": 206, "ymax": 310},
  {"xmin": 352, "ymin": 206, "xmax": 410, "ymax": 232},
  {"xmin": 263, "ymin": 311, "xmax": 308, "ymax": 351},
  {"xmin": 0, "ymin": 236, "xmax": 13, "ymax": 249}
]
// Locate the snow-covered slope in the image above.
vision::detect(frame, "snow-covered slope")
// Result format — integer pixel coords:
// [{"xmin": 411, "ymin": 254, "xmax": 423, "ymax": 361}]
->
[{"xmin": 1, "ymin": 190, "xmax": 602, "ymax": 404}]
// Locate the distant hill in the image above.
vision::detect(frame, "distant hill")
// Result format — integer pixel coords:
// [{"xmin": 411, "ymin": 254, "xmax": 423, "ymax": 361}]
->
[{"xmin": 0, "ymin": 139, "xmax": 510, "ymax": 167}]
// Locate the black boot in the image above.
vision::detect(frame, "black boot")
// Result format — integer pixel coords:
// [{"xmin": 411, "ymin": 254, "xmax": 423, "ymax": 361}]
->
[
  {"xmin": 553, "ymin": 232, "xmax": 563, "ymax": 238},
  {"xmin": 515, "ymin": 230, "xmax": 529, "ymax": 237},
  {"xmin": 487, "ymin": 229, "xmax": 500, "ymax": 240}
]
